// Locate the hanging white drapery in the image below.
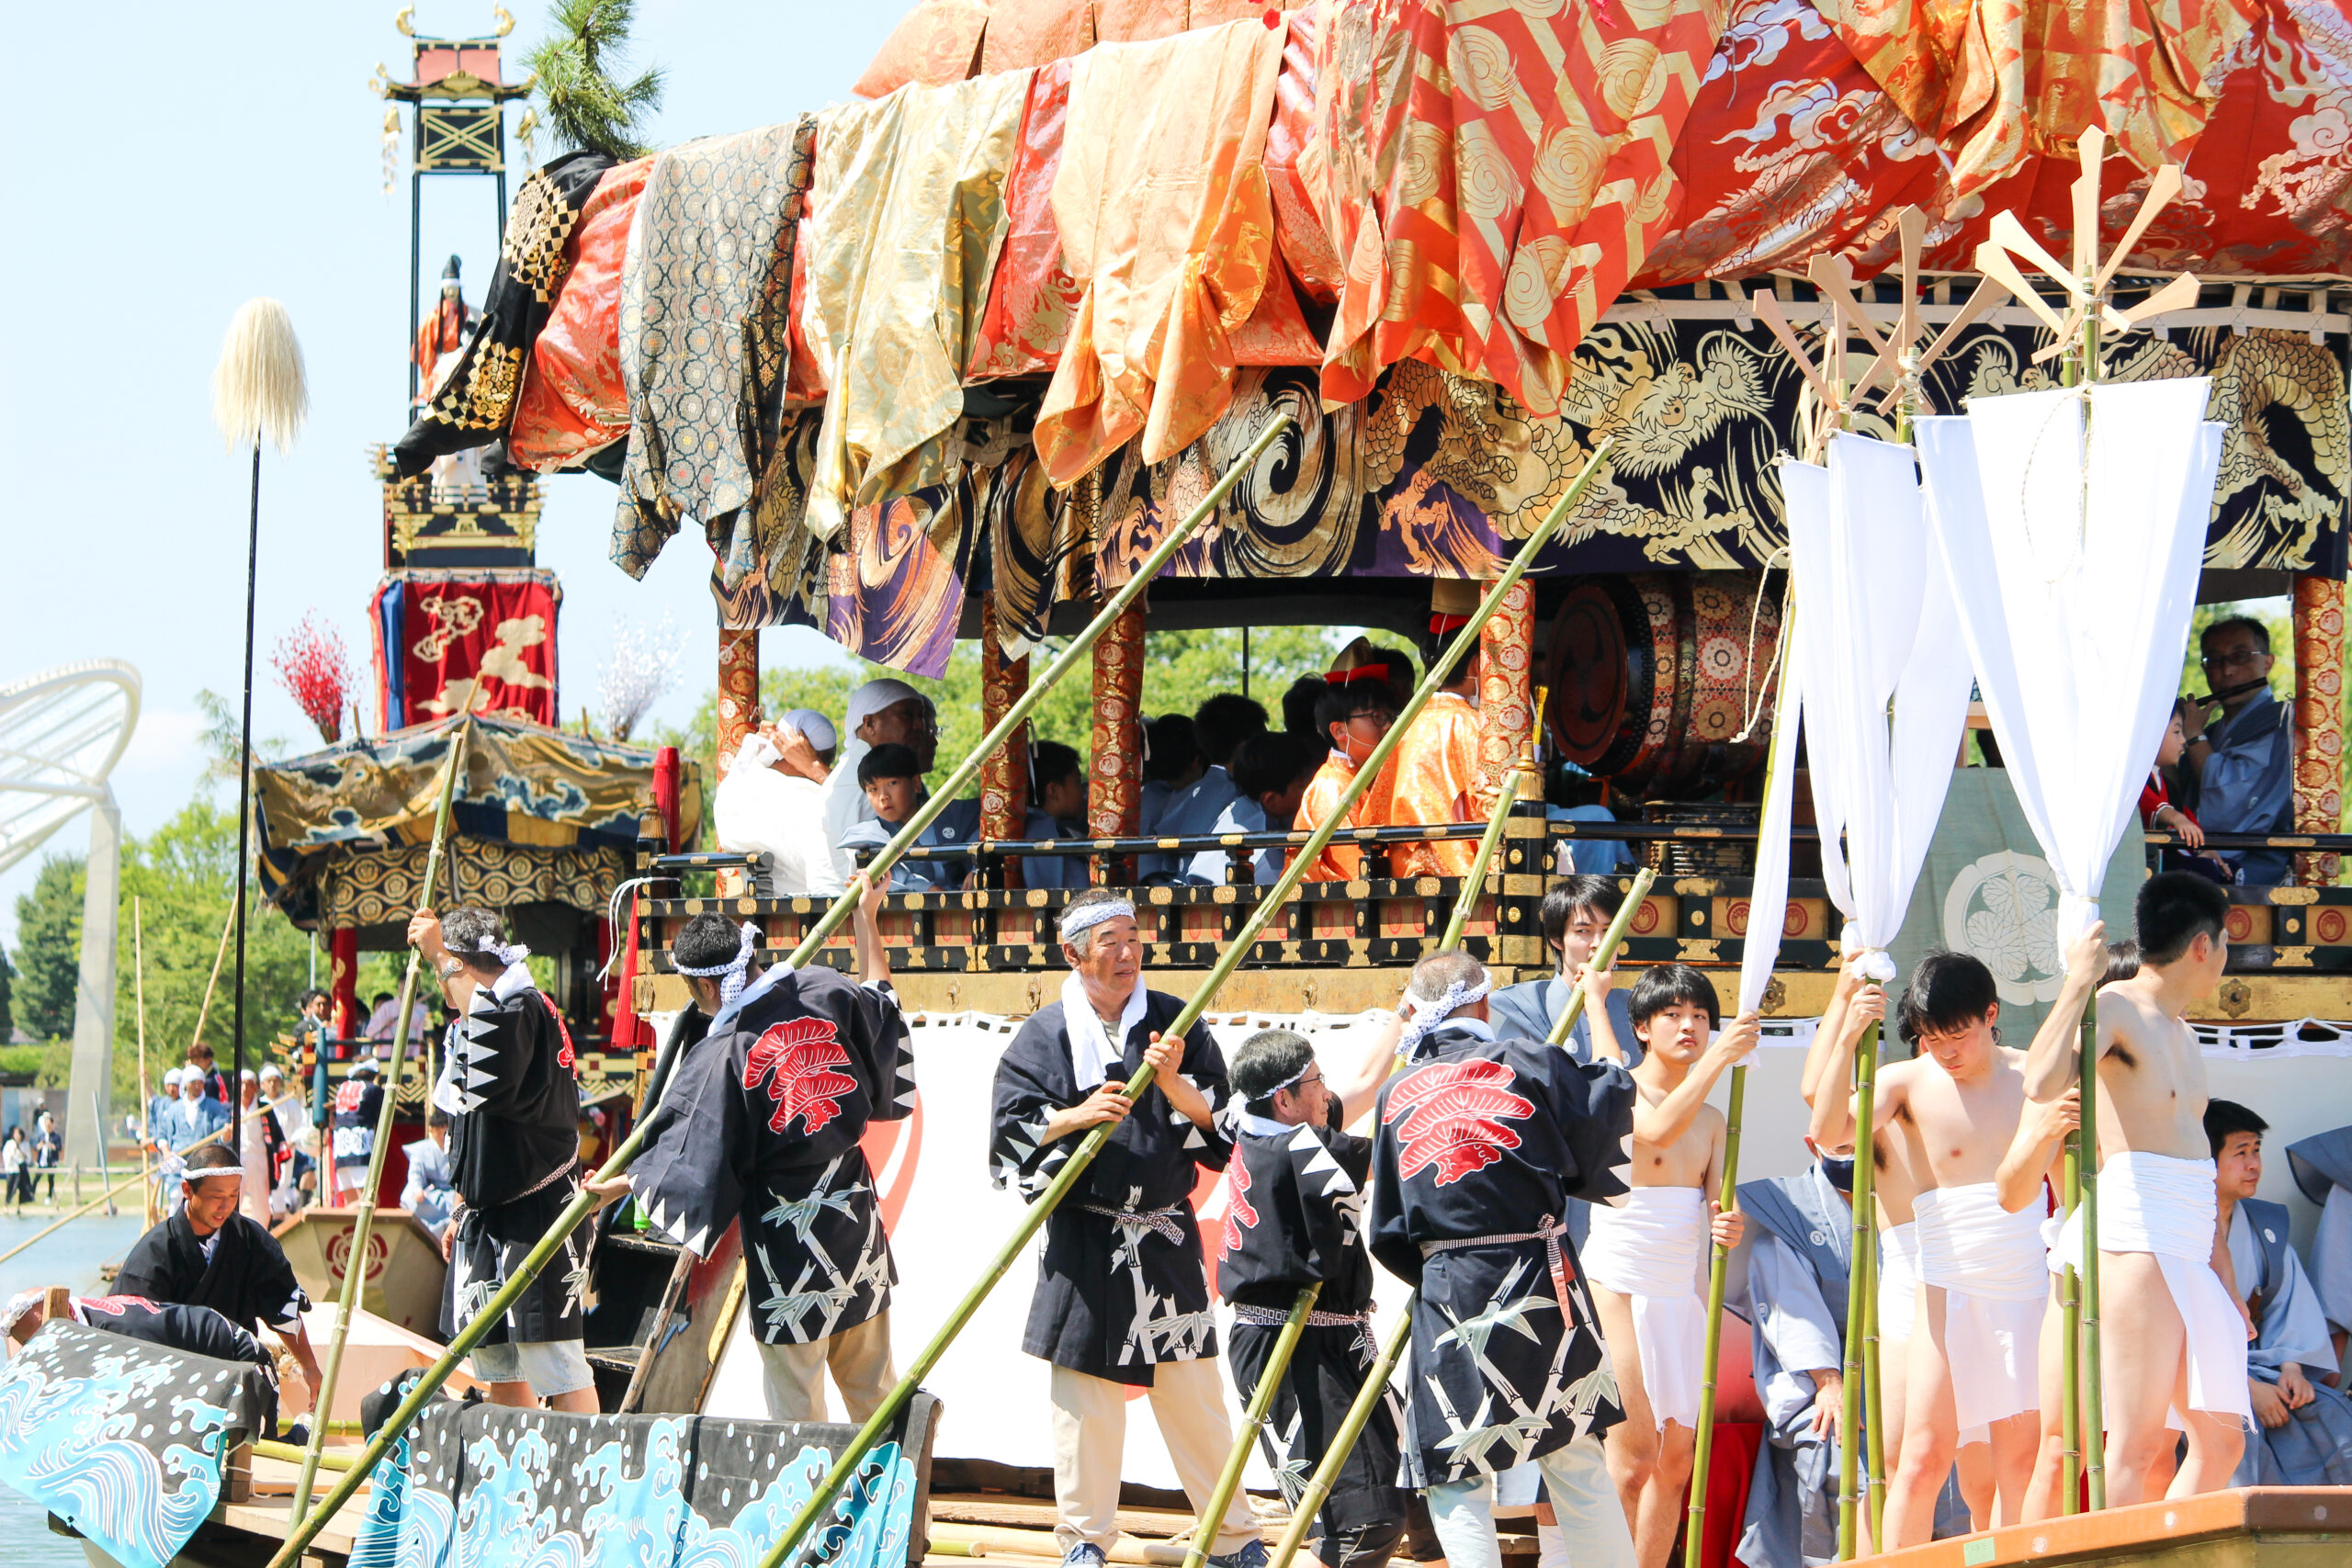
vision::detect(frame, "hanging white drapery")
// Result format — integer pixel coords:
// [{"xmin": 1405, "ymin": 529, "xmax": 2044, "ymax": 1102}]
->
[
  {"xmin": 1778, "ymin": 434, "xmax": 1977, "ymax": 985},
  {"xmin": 1916, "ymin": 379, "xmax": 2222, "ymax": 942}
]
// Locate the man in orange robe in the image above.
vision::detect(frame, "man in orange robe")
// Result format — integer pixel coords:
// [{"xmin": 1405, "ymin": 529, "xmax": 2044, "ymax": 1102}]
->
[
  {"xmin": 1296, "ymin": 646, "xmax": 1397, "ymax": 881},
  {"xmin": 1387, "ymin": 606, "xmax": 1484, "ymax": 876}
]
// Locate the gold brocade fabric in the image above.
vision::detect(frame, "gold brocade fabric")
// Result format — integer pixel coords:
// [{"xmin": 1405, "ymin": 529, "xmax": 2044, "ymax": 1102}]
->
[
  {"xmin": 1386, "ymin": 692, "xmax": 1483, "ymax": 877},
  {"xmin": 1811, "ymin": 0, "xmax": 2262, "ymax": 193},
  {"xmin": 1315, "ymin": 0, "xmax": 1730, "ymax": 420},
  {"xmin": 318, "ymin": 837, "xmax": 633, "ymax": 928},
  {"xmin": 1035, "ymin": 20, "xmax": 1289, "ymax": 487},
  {"xmin": 803, "ymin": 73, "xmax": 1030, "ymax": 543}
]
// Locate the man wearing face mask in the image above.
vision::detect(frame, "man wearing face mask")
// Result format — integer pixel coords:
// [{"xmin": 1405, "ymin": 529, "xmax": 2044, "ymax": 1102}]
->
[
  {"xmin": 1219, "ymin": 1029, "xmax": 1411, "ymax": 1568},
  {"xmin": 1296, "ymin": 646, "xmax": 1397, "ymax": 883}
]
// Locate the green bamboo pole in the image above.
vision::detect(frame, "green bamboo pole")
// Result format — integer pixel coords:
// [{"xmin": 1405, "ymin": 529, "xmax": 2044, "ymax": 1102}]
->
[
  {"xmin": 741, "ymin": 439, "xmax": 1618, "ymax": 1568},
  {"xmin": 2078, "ymin": 996, "xmax": 2103, "ymax": 1509},
  {"xmin": 1861, "ymin": 1202, "xmax": 1887, "ymax": 1547},
  {"xmin": 288, "ymin": 710, "xmax": 476, "ymax": 1526},
  {"xmin": 1276, "ymin": 833, "xmax": 1652, "ymax": 1568},
  {"xmin": 2061, "ymin": 1135, "xmax": 2082, "ymax": 1515},
  {"xmin": 1683, "ymin": 1064, "xmax": 1747, "ymax": 1568},
  {"xmin": 265, "ymin": 413, "xmax": 1314, "ymax": 1568},
  {"xmin": 1438, "ymin": 761, "xmax": 1531, "ymax": 951},
  {"xmin": 1178, "ymin": 1284, "xmax": 1321, "ymax": 1568},
  {"xmin": 1545, "ymin": 863, "xmax": 1659, "ymax": 1049},
  {"xmin": 1837, "ymin": 1019, "xmax": 1882, "ymax": 1560},
  {"xmin": 1270, "ymin": 1303, "xmax": 1413, "ymax": 1568}
]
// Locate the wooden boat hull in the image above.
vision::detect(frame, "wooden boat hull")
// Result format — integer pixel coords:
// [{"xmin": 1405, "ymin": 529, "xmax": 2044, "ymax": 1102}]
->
[
  {"xmin": 274, "ymin": 1205, "xmax": 448, "ymax": 1339},
  {"xmin": 1851, "ymin": 1487, "xmax": 2349, "ymax": 1568}
]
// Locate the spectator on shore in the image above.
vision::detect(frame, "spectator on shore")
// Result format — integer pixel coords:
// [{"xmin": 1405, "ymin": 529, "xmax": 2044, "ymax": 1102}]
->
[
  {"xmin": 1140, "ymin": 714, "xmax": 1204, "ymax": 834},
  {"xmin": 364, "ymin": 990, "xmax": 426, "ymax": 1045},
  {"xmin": 31, "ymin": 1111, "xmax": 60, "ymax": 1204},
  {"xmin": 2183, "ymin": 616, "xmax": 2292, "ymax": 884},
  {"xmin": 1144, "ymin": 695, "xmax": 1266, "ymax": 881},
  {"xmin": 717, "ymin": 708, "xmax": 841, "ymax": 896}
]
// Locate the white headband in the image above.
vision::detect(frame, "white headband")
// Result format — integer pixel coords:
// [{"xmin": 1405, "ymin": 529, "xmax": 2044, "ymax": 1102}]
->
[
  {"xmin": 1057, "ymin": 899, "xmax": 1136, "ymax": 943},
  {"xmin": 1396, "ymin": 974, "xmax": 1494, "ymax": 1055},
  {"xmin": 447, "ymin": 935, "xmax": 531, "ymax": 966},
  {"xmin": 675, "ymin": 922, "xmax": 759, "ymax": 1010}
]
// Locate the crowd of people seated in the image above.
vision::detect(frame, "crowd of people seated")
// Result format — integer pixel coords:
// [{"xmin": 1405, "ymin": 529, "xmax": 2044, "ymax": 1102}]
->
[{"xmin": 714, "ymin": 631, "xmax": 1630, "ymax": 897}]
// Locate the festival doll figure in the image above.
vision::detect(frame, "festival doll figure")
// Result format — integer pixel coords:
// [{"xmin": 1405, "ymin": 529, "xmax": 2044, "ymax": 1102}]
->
[
  {"xmin": 2025, "ymin": 873, "xmax": 2253, "ymax": 1506},
  {"xmin": 1579, "ymin": 963, "xmax": 1755, "ymax": 1568},
  {"xmin": 1813, "ymin": 951, "xmax": 2047, "ymax": 1547}
]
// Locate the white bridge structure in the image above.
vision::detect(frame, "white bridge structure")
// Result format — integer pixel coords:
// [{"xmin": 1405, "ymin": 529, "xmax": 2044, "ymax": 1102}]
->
[{"xmin": 0, "ymin": 660, "xmax": 141, "ymax": 1168}]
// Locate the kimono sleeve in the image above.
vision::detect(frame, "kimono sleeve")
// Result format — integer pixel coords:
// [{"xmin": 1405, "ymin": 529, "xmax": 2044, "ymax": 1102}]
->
[
  {"xmin": 1289, "ymin": 1130, "xmax": 1363, "ymax": 1283},
  {"xmin": 109, "ymin": 1231, "xmax": 178, "ymax": 1306},
  {"xmin": 447, "ymin": 991, "xmax": 542, "ymax": 1118},
  {"xmin": 992, "ymin": 1012, "xmax": 1078, "ymax": 1200},
  {"xmin": 1748, "ymin": 1233, "xmax": 1842, "ymax": 1381},
  {"xmin": 1532, "ymin": 1045, "xmax": 1634, "ymax": 1208},
  {"xmin": 1164, "ymin": 1011, "xmax": 1236, "ymax": 1174},
  {"xmin": 243, "ymin": 1225, "xmax": 311, "ymax": 1328},
  {"xmin": 852, "ymin": 979, "xmax": 916, "ymax": 1123},
  {"xmin": 2254, "ymin": 1246, "xmax": 2339, "ymax": 1380},
  {"xmin": 629, "ymin": 1032, "xmax": 755, "ymax": 1258},
  {"xmin": 1366, "ymin": 1088, "xmax": 1424, "ymax": 1289}
]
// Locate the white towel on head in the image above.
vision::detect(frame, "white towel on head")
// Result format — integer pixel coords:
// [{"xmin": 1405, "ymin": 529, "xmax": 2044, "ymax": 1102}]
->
[
  {"xmin": 2049, "ymin": 1150, "xmax": 2251, "ymax": 1425},
  {"xmin": 1916, "ymin": 1183, "xmax": 2050, "ymax": 1429},
  {"xmin": 1878, "ymin": 1220, "xmax": 1921, "ymax": 1344},
  {"xmin": 1584, "ymin": 1186, "xmax": 1710, "ymax": 1428}
]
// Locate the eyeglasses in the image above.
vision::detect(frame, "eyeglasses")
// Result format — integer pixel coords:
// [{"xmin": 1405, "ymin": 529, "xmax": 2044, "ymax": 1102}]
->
[{"xmin": 2201, "ymin": 648, "xmax": 2267, "ymax": 669}]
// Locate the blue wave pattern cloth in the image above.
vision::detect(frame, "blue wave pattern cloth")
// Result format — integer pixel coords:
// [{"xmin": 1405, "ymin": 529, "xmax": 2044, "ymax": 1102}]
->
[
  {"xmin": 0, "ymin": 1322, "xmax": 265, "ymax": 1568},
  {"xmin": 352, "ymin": 1404, "xmax": 920, "ymax": 1568}
]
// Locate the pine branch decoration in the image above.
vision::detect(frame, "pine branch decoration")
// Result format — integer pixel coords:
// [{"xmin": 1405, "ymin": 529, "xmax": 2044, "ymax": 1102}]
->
[{"xmin": 525, "ymin": 0, "xmax": 664, "ymax": 163}]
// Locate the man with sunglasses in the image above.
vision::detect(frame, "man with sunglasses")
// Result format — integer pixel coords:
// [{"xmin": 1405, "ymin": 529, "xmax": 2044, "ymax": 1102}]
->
[{"xmin": 2182, "ymin": 616, "xmax": 2291, "ymax": 884}]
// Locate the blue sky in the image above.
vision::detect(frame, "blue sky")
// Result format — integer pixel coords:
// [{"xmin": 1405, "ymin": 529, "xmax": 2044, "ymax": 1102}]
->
[{"xmin": 0, "ymin": 2, "xmax": 899, "ymax": 942}]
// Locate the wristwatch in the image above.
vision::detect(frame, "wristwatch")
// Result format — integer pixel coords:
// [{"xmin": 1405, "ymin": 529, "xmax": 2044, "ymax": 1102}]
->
[{"xmin": 437, "ymin": 957, "xmax": 465, "ymax": 980}]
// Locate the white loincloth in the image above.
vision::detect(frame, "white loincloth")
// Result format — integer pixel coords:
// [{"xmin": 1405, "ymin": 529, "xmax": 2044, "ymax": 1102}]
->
[
  {"xmin": 1915, "ymin": 1183, "xmax": 2050, "ymax": 1431},
  {"xmin": 2049, "ymin": 1151, "xmax": 2251, "ymax": 1425},
  {"xmin": 1879, "ymin": 1221, "xmax": 1921, "ymax": 1344},
  {"xmin": 1585, "ymin": 1186, "xmax": 1709, "ymax": 1428}
]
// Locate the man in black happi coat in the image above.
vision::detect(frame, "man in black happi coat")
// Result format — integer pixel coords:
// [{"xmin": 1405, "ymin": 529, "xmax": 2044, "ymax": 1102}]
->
[
  {"xmin": 989, "ymin": 888, "xmax": 1261, "ymax": 1568},
  {"xmin": 1219, "ymin": 1027, "xmax": 1408, "ymax": 1568},
  {"xmin": 413, "ymin": 905, "xmax": 593, "ymax": 1412}
]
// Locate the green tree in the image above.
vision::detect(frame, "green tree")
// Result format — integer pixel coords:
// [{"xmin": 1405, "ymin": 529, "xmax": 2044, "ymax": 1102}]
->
[
  {"xmin": 526, "ymin": 0, "xmax": 665, "ymax": 161},
  {"xmin": 0, "ymin": 943, "xmax": 14, "ymax": 1043},
  {"xmin": 652, "ymin": 626, "xmax": 1349, "ymax": 842},
  {"xmin": 10, "ymin": 854, "xmax": 84, "ymax": 1042},
  {"xmin": 2176, "ymin": 600, "xmax": 2295, "ymax": 713}
]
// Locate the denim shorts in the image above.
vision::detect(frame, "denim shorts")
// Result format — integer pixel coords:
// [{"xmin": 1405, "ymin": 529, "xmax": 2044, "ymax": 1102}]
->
[{"xmin": 469, "ymin": 1338, "xmax": 594, "ymax": 1397}]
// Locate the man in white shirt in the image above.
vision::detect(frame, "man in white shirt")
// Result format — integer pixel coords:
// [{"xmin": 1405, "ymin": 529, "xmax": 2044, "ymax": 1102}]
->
[
  {"xmin": 715, "ymin": 708, "xmax": 843, "ymax": 895},
  {"xmin": 815, "ymin": 680, "xmax": 937, "ymax": 894}
]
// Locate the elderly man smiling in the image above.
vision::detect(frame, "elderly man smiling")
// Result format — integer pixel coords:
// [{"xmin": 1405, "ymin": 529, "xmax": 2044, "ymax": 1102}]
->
[{"xmin": 989, "ymin": 888, "xmax": 1262, "ymax": 1568}]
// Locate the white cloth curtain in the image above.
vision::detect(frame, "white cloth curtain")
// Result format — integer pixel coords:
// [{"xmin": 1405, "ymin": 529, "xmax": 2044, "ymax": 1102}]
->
[
  {"xmin": 1738, "ymin": 542, "xmax": 1806, "ymax": 1016},
  {"xmin": 1916, "ymin": 379, "xmax": 2222, "ymax": 942},
  {"xmin": 1785, "ymin": 434, "xmax": 1977, "ymax": 985}
]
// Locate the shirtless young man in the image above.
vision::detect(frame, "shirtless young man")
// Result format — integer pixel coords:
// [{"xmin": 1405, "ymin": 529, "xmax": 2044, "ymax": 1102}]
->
[
  {"xmin": 1814, "ymin": 951, "xmax": 2045, "ymax": 1547},
  {"xmin": 1582, "ymin": 963, "xmax": 1757, "ymax": 1568},
  {"xmin": 1803, "ymin": 957, "xmax": 1996, "ymax": 1539},
  {"xmin": 2020, "ymin": 872, "xmax": 2250, "ymax": 1506}
]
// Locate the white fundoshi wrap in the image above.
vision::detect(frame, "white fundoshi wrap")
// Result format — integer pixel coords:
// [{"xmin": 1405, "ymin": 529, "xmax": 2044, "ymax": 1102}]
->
[
  {"xmin": 1915, "ymin": 1183, "xmax": 2051, "ymax": 1430},
  {"xmin": 1878, "ymin": 1220, "xmax": 1922, "ymax": 1344},
  {"xmin": 2050, "ymin": 1151, "xmax": 2252, "ymax": 1426},
  {"xmin": 1582, "ymin": 1186, "xmax": 1710, "ymax": 1428}
]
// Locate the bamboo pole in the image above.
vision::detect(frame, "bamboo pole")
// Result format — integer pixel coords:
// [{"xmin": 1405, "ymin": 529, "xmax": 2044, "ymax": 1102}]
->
[
  {"xmin": 2078, "ymin": 997, "xmax": 2103, "ymax": 1509},
  {"xmin": 1837, "ymin": 1019, "xmax": 1882, "ymax": 1558},
  {"xmin": 0, "ymin": 1098, "xmax": 300, "ymax": 1269},
  {"xmin": 738, "ymin": 440, "xmax": 1618, "ymax": 1568},
  {"xmin": 1438, "ymin": 761, "xmax": 1531, "ymax": 951},
  {"xmin": 187, "ymin": 894, "xmax": 241, "ymax": 1057},
  {"xmin": 1178, "ymin": 1283, "xmax": 1321, "ymax": 1568},
  {"xmin": 1274, "ymin": 833, "xmax": 1650, "ymax": 1568},
  {"xmin": 1682, "ymin": 1065, "xmax": 1747, "ymax": 1568},
  {"xmin": 2062, "ymin": 1116, "xmax": 2082, "ymax": 1512},
  {"xmin": 265, "ymin": 413, "xmax": 1317, "ymax": 1568},
  {"xmin": 1270, "ymin": 1305, "xmax": 1414, "ymax": 1568},
  {"xmin": 135, "ymin": 899, "xmax": 153, "ymax": 1228},
  {"xmin": 287, "ymin": 710, "xmax": 476, "ymax": 1526},
  {"xmin": 1861, "ymin": 1198, "xmax": 1887, "ymax": 1547}
]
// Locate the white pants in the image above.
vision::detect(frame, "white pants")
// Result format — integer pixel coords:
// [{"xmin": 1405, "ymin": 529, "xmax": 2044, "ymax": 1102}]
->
[
  {"xmin": 755, "ymin": 1312, "xmax": 897, "ymax": 1426},
  {"xmin": 1049, "ymin": 1359, "xmax": 1259, "ymax": 1555},
  {"xmin": 1428, "ymin": 1439, "xmax": 1634, "ymax": 1568}
]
